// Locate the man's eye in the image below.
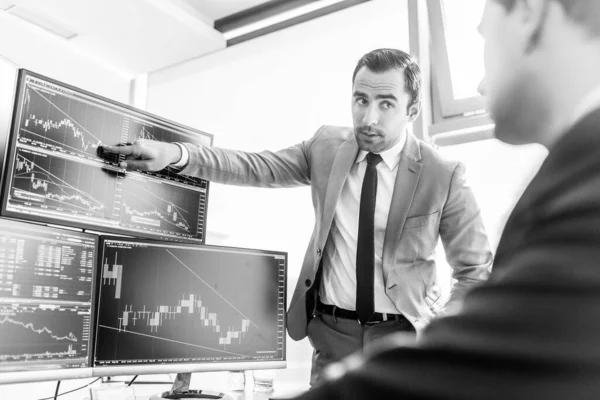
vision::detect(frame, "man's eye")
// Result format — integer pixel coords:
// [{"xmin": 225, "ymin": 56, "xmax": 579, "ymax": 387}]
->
[
  {"xmin": 382, "ymin": 102, "xmax": 394, "ymax": 109},
  {"xmin": 356, "ymin": 98, "xmax": 367, "ymax": 105}
]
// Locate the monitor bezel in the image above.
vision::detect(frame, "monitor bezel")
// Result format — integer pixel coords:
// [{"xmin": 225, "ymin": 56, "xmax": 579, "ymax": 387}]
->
[
  {"xmin": 0, "ymin": 218, "xmax": 100, "ymax": 384},
  {"xmin": 91, "ymin": 360, "xmax": 286, "ymax": 377},
  {"xmin": 93, "ymin": 236, "xmax": 288, "ymax": 375},
  {"xmin": 0, "ymin": 367, "xmax": 94, "ymax": 385},
  {"xmin": 0, "ymin": 69, "xmax": 213, "ymax": 245},
  {"xmin": 0, "ymin": 60, "xmax": 19, "ymax": 203}
]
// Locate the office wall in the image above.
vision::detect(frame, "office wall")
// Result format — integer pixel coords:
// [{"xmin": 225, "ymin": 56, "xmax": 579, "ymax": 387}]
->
[{"xmin": 146, "ymin": 0, "xmax": 410, "ymax": 373}]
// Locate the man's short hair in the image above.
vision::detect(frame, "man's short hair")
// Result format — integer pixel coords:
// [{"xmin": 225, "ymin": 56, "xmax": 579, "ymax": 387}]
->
[
  {"xmin": 352, "ymin": 48, "xmax": 421, "ymax": 111},
  {"xmin": 494, "ymin": 0, "xmax": 600, "ymax": 36}
]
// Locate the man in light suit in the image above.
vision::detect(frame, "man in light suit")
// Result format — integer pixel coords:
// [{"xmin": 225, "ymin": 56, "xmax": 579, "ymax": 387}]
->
[
  {"xmin": 278, "ymin": 0, "xmax": 600, "ymax": 398},
  {"xmin": 102, "ymin": 49, "xmax": 492, "ymax": 385}
]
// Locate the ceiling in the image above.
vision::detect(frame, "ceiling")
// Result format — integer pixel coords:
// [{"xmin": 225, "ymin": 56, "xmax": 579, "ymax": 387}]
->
[{"xmin": 0, "ymin": 0, "xmax": 274, "ymax": 77}]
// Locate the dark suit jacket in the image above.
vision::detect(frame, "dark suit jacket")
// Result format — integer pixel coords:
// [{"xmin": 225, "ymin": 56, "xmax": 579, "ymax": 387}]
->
[
  {"xmin": 291, "ymin": 109, "xmax": 600, "ymax": 399},
  {"xmin": 180, "ymin": 125, "xmax": 492, "ymax": 340}
]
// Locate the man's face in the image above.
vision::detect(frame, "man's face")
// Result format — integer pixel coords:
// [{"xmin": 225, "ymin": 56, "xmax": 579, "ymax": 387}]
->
[
  {"xmin": 352, "ymin": 67, "xmax": 418, "ymax": 153},
  {"xmin": 478, "ymin": 0, "xmax": 541, "ymax": 145}
]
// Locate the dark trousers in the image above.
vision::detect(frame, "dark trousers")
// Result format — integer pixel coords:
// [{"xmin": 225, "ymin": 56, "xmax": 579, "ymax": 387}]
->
[{"xmin": 306, "ymin": 309, "xmax": 416, "ymax": 387}]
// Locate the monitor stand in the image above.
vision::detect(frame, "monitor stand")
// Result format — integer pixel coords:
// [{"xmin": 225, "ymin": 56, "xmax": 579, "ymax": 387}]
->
[
  {"xmin": 172, "ymin": 372, "xmax": 192, "ymax": 392},
  {"xmin": 150, "ymin": 373, "xmax": 232, "ymax": 400}
]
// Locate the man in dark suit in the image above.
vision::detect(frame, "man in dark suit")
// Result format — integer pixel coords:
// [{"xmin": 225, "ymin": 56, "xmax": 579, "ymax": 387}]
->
[
  {"xmin": 284, "ymin": 0, "xmax": 600, "ymax": 398},
  {"xmin": 102, "ymin": 49, "xmax": 492, "ymax": 385}
]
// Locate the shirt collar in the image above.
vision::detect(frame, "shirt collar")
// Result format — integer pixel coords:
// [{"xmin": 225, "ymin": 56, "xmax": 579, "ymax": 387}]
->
[
  {"xmin": 569, "ymin": 84, "xmax": 600, "ymax": 128},
  {"xmin": 355, "ymin": 132, "xmax": 407, "ymax": 170}
]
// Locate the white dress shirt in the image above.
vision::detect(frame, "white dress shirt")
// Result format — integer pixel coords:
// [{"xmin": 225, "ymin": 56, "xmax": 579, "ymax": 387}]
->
[
  {"xmin": 171, "ymin": 142, "xmax": 189, "ymax": 169},
  {"xmin": 319, "ymin": 133, "xmax": 407, "ymax": 314}
]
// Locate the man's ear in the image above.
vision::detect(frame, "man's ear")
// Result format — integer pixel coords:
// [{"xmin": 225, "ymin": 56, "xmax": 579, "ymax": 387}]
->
[
  {"xmin": 407, "ymin": 103, "xmax": 421, "ymax": 122},
  {"xmin": 515, "ymin": 0, "xmax": 550, "ymax": 53}
]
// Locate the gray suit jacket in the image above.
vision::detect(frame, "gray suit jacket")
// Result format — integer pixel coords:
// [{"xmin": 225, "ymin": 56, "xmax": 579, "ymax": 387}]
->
[{"xmin": 180, "ymin": 125, "xmax": 492, "ymax": 339}]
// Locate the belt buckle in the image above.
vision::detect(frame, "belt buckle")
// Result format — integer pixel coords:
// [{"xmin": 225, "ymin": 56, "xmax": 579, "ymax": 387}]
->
[
  {"xmin": 365, "ymin": 314, "xmax": 382, "ymax": 325},
  {"xmin": 366, "ymin": 313, "xmax": 387, "ymax": 325},
  {"xmin": 332, "ymin": 305, "xmax": 338, "ymax": 323}
]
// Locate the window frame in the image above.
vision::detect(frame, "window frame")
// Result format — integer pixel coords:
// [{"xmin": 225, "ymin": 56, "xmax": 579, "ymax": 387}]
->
[{"xmin": 427, "ymin": 0, "xmax": 486, "ymax": 120}]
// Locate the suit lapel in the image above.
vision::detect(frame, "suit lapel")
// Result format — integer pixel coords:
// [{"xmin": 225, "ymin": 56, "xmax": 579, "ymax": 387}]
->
[
  {"xmin": 320, "ymin": 138, "xmax": 359, "ymax": 246},
  {"xmin": 383, "ymin": 134, "xmax": 423, "ymax": 280}
]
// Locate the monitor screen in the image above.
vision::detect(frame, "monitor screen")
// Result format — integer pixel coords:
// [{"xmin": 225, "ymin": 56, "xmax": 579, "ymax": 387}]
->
[
  {"xmin": 0, "ymin": 218, "xmax": 97, "ymax": 383},
  {"xmin": 93, "ymin": 238, "xmax": 287, "ymax": 375},
  {"xmin": 1, "ymin": 70, "xmax": 212, "ymax": 244}
]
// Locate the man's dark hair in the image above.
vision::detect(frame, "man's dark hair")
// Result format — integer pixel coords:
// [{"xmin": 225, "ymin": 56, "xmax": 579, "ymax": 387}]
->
[
  {"xmin": 494, "ymin": 0, "xmax": 600, "ymax": 36},
  {"xmin": 352, "ymin": 48, "xmax": 421, "ymax": 111}
]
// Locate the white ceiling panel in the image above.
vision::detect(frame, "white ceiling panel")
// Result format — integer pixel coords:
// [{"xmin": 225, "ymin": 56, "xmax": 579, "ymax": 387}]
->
[{"xmin": 4, "ymin": 0, "xmax": 228, "ymax": 75}]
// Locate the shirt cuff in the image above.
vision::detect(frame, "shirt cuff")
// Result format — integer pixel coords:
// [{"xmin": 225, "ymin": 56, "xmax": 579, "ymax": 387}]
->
[{"xmin": 170, "ymin": 142, "xmax": 189, "ymax": 169}]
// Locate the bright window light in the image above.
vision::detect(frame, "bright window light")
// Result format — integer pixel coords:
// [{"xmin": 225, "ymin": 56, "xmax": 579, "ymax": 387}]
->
[{"xmin": 442, "ymin": 0, "xmax": 486, "ymax": 100}]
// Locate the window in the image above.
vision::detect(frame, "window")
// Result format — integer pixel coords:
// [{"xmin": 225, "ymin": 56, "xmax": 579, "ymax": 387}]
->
[
  {"xmin": 429, "ymin": 0, "xmax": 486, "ymax": 117},
  {"xmin": 426, "ymin": 0, "xmax": 492, "ymax": 144},
  {"xmin": 442, "ymin": 0, "xmax": 485, "ymax": 100}
]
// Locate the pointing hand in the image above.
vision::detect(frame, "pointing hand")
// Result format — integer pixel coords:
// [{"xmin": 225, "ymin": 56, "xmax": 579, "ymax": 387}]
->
[{"xmin": 100, "ymin": 139, "xmax": 182, "ymax": 171}]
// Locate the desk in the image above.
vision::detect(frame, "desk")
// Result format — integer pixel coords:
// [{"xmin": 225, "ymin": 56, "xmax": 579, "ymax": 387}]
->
[
  {"xmin": 148, "ymin": 389, "xmax": 303, "ymax": 400},
  {"xmin": 129, "ymin": 369, "xmax": 308, "ymax": 400}
]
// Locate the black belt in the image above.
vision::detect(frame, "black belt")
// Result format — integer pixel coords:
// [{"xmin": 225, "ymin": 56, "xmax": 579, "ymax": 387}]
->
[{"xmin": 316, "ymin": 300, "xmax": 406, "ymax": 324}]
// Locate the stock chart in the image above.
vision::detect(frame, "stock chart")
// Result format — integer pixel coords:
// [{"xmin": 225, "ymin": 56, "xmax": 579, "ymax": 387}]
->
[
  {"xmin": 0, "ymin": 219, "xmax": 96, "ymax": 370},
  {"xmin": 94, "ymin": 239, "xmax": 286, "ymax": 365}
]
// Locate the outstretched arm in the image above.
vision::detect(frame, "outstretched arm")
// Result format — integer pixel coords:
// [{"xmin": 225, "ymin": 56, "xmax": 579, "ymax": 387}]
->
[{"xmin": 101, "ymin": 126, "xmax": 327, "ymax": 188}]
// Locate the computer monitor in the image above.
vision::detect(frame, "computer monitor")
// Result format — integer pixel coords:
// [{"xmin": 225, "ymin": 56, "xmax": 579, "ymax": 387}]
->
[
  {"xmin": 1, "ymin": 69, "xmax": 212, "ymax": 244},
  {"xmin": 93, "ymin": 237, "xmax": 287, "ymax": 376},
  {"xmin": 0, "ymin": 218, "xmax": 98, "ymax": 384}
]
